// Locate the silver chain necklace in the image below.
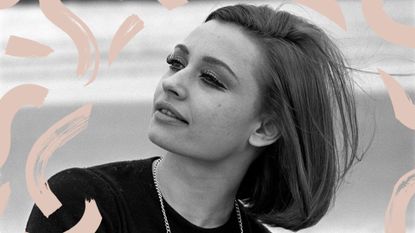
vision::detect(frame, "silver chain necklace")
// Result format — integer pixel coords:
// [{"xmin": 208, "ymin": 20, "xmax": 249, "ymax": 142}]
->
[{"xmin": 152, "ymin": 158, "xmax": 244, "ymax": 233}]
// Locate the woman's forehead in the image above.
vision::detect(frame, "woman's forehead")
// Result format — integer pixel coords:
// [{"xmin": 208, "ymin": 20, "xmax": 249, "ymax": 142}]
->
[{"xmin": 181, "ymin": 20, "xmax": 261, "ymax": 78}]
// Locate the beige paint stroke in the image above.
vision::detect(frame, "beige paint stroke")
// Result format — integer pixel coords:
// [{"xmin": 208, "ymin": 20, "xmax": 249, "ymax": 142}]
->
[
  {"xmin": 385, "ymin": 168, "xmax": 415, "ymax": 233},
  {"xmin": 0, "ymin": 0, "xmax": 19, "ymax": 9},
  {"xmin": 0, "ymin": 182, "xmax": 11, "ymax": 216},
  {"xmin": 0, "ymin": 84, "xmax": 48, "ymax": 168},
  {"xmin": 295, "ymin": 0, "xmax": 346, "ymax": 30},
  {"xmin": 108, "ymin": 15, "xmax": 144, "ymax": 65},
  {"xmin": 64, "ymin": 199, "xmax": 102, "ymax": 233},
  {"xmin": 362, "ymin": 0, "xmax": 415, "ymax": 48},
  {"xmin": 5, "ymin": 35, "xmax": 53, "ymax": 57},
  {"xmin": 378, "ymin": 69, "xmax": 415, "ymax": 130},
  {"xmin": 39, "ymin": 0, "xmax": 100, "ymax": 86},
  {"xmin": 158, "ymin": 0, "xmax": 188, "ymax": 10},
  {"xmin": 25, "ymin": 104, "xmax": 92, "ymax": 218},
  {"xmin": 0, "ymin": 85, "xmax": 47, "ymax": 218},
  {"xmin": 25, "ymin": 200, "xmax": 101, "ymax": 233}
]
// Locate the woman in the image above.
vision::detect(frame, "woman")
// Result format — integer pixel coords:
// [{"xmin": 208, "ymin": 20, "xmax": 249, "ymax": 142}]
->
[{"xmin": 26, "ymin": 3, "xmax": 361, "ymax": 233}]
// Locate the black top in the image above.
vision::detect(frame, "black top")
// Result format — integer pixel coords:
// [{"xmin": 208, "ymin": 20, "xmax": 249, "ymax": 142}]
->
[{"xmin": 25, "ymin": 156, "xmax": 271, "ymax": 233}]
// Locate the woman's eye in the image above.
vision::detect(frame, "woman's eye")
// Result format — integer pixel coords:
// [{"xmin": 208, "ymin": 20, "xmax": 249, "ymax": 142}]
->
[
  {"xmin": 166, "ymin": 54, "xmax": 185, "ymax": 71},
  {"xmin": 201, "ymin": 70, "xmax": 226, "ymax": 90}
]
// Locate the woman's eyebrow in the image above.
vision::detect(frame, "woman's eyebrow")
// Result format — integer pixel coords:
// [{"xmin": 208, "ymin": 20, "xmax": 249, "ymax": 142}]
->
[{"xmin": 174, "ymin": 44, "xmax": 189, "ymax": 55}]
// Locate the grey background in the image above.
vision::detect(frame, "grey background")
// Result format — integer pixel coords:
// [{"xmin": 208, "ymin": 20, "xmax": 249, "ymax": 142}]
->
[{"xmin": 1, "ymin": 0, "xmax": 415, "ymax": 232}]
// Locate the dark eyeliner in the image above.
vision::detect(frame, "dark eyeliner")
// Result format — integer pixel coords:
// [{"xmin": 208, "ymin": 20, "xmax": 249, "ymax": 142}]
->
[
  {"xmin": 166, "ymin": 54, "xmax": 186, "ymax": 71},
  {"xmin": 201, "ymin": 69, "xmax": 226, "ymax": 89}
]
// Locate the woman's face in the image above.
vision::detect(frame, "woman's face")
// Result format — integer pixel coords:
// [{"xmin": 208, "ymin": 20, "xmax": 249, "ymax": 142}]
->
[{"xmin": 148, "ymin": 20, "xmax": 264, "ymax": 162}]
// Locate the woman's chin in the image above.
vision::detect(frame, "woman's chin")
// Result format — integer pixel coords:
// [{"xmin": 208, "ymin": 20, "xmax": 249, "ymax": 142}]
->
[
  {"xmin": 147, "ymin": 129, "xmax": 200, "ymax": 161},
  {"xmin": 147, "ymin": 126, "xmax": 167, "ymax": 148},
  {"xmin": 148, "ymin": 126, "xmax": 182, "ymax": 153}
]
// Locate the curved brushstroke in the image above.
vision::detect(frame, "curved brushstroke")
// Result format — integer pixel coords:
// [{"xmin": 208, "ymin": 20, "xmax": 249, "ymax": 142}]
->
[
  {"xmin": 5, "ymin": 35, "xmax": 53, "ymax": 57},
  {"xmin": 64, "ymin": 199, "xmax": 102, "ymax": 233},
  {"xmin": 379, "ymin": 69, "xmax": 415, "ymax": 130},
  {"xmin": 385, "ymin": 168, "xmax": 415, "ymax": 233},
  {"xmin": 0, "ymin": 182, "xmax": 11, "ymax": 216},
  {"xmin": 158, "ymin": 0, "xmax": 188, "ymax": 10},
  {"xmin": 295, "ymin": 0, "xmax": 346, "ymax": 30},
  {"xmin": 108, "ymin": 15, "xmax": 144, "ymax": 65},
  {"xmin": 25, "ymin": 104, "xmax": 92, "ymax": 218},
  {"xmin": 362, "ymin": 0, "xmax": 415, "ymax": 48},
  {"xmin": 39, "ymin": 0, "xmax": 100, "ymax": 85},
  {"xmin": 0, "ymin": 0, "xmax": 19, "ymax": 9},
  {"xmin": 0, "ymin": 84, "xmax": 48, "ymax": 168}
]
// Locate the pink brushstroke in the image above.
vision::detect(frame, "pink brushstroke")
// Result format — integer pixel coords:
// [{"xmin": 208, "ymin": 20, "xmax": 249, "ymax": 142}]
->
[
  {"xmin": 362, "ymin": 0, "xmax": 415, "ymax": 48},
  {"xmin": 5, "ymin": 35, "xmax": 53, "ymax": 57},
  {"xmin": 379, "ymin": 69, "xmax": 415, "ymax": 130},
  {"xmin": 0, "ymin": 0, "xmax": 19, "ymax": 9},
  {"xmin": 39, "ymin": 0, "xmax": 100, "ymax": 86},
  {"xmin": 0, "ymin": 182, "xmax": 11, "ymax": 216},
  {"xmin": 108, "ymin": 15, "xmax": 144, "ymax": 65},
  {"xmin": 64, "ymin": 199, "xmax": 102, "ymax": 233},
  {"xmin": 158, "ymin": 0, "xmax": 188, "ymax": 10},
  {"xmin": 295, "ymin": 0, "xmax": 346, "ymax": 30},
  {"xmin": 0, "ymin": 84, "xmax": 47, "ymax": 219},
  {"xmin": 25, "ymin": 104, "xmax": 92, "ymax": 218},
  {"xmin": 385, "ymin": 168, "xmax": 415, "ymax": 233},
  {"xmin": 0, "ymin": 84, "xmax": 48, "ymax": 168}
]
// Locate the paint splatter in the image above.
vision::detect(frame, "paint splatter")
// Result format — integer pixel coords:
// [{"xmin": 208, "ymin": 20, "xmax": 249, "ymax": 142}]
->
[
  {"xmin": 362, "ymin": 0, "xmax": 415, "ymax": 48},
  {"xmin": 64, "ymin": 199, "xmax": 102, "ymax": 233},
  {"xmin": 0, "ymin": 0, "xmax": 19, "ymax": 9},
  {"xmin": 109, "ymin": 15, "xmax": 144, "ymax": 65},
  {"xmin": 295, "ymin": 0, "xmax": 347, "ymax": 30},
  {"xmin": 0, "ymin": 85, "xmax": 47, "ymax": 218},
  {"xmin": 39, "ymin": 0, "xmax": 100, "ymax": 86},
  {"xmin": 25, "ymin": 104, "xmax": 92, "ymax": 218},
  {"xmin": 5, "ymin": 36, "xmax": 53, "ymax": 57},
  {"xmin": 0, "ymin": 84, "xmax": 48, "ymax": 168},
  {"xmin": 385, "ymin": 168, "xmax": 415, "ymax": 233},
  {"xmin": 0, "ymin": 182, "xmax": 11, "ymax": 216},
  {"xmin": 379, "ymin": 69, "xmax": 415, "ymax": 130},
  {"xmin": 158, "ymin": 0, "xmax": 188, "ymax": 10}
]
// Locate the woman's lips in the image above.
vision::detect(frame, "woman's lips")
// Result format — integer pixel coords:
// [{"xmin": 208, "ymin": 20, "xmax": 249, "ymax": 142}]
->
[
  {"xmin": 154, "ymin": 101, "xmax": 188, "ymax": 124},
  {"xmin": 154, "ymin": 109, "xmax": 188, "ymax": 125}
]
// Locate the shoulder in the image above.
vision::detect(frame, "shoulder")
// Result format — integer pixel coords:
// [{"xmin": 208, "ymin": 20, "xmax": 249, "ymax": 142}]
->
[
  {"xmin": 47, "ymin": 156, "xmax": 159, "ymax": 198},
  {"xmin": 87, "ymin": 156, "xmax": 158, "ymax": 180},
  {"xmin": 26, "ymin": 167, "xmax": 114, "ymax": 232},
  {"xmin": 47, "ymin": 156, "xmax": 160, "ymax": 204},
  {"xmin": 25, "ymin": 156, "xmax": 159, "ymax": 232}
]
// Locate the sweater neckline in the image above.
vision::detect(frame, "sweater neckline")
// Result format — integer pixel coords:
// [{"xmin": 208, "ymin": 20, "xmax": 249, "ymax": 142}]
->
[{"xmin": 146, "ymin": 156, "xmax": 239, "ymax": 233}]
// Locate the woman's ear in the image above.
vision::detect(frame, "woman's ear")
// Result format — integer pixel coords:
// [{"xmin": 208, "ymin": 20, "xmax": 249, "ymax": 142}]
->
[{"xmin": 249, "ymin": 118, "xmax": 280, "ymax": 147}]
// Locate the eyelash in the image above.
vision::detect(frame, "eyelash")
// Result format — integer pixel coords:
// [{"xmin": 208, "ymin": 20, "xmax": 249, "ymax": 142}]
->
[{"xmin": 166, "ymin": 54, "xmax": 226, "ymax": 90}]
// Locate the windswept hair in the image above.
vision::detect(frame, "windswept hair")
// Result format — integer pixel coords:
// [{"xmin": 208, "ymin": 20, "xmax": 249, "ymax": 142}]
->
[{"xmin": 206, "ymin": 4, "xmax": 362, "ymax": 231}]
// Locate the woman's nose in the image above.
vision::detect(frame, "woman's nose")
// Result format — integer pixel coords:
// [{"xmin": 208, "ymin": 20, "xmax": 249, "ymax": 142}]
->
[{"xmin": 161, "ymin": 72, "xmax": 188, "ymax": 100}]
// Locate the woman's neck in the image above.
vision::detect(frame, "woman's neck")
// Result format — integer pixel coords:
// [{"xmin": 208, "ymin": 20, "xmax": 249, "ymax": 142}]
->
[{"xmin": 154, "ymin": 152, "xmax": 252, "ymax": 228}]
